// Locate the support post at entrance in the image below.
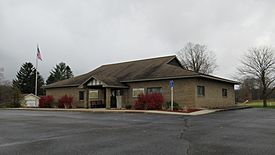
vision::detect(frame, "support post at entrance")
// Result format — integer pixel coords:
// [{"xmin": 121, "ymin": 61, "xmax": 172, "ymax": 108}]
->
[
  {"xmin": 86, "ymin": 89, "xmax": 89, "ymax": 109},
  {"xmin": 105, "ymin": 88, "xmax": 111, "ymax": 109}
]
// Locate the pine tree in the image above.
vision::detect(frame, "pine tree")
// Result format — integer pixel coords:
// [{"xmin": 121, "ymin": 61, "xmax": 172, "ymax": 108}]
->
[
  {"xmin": 46, "ymin": 62, "xmax": 74, "ymax": 84},
  {"xmin": 13, "ymin": 62, "xmax": 44, "ymax": 95},
  {"xmin": 65, "ymin": 66, "xmax": 73, "ymax": 79}
]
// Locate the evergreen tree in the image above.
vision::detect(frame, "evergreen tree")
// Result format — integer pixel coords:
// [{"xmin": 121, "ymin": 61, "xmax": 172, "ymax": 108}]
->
[
  {"xmin": 46, "ymin": 62, "xmax": 73, "ymax": 84},
  {"xmin": 13, "ymin": 62, "xmax": 44, "ymax": 95},
  {"xmin": 65, "ymin": 66, "xmax": 73, "ymax": 79}
]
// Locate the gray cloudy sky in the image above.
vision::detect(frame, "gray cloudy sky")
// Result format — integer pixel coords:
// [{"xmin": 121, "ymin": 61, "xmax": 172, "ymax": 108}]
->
[{"xmin": 1, "ymin": 0, "xmax": 274, "ymax": 81}]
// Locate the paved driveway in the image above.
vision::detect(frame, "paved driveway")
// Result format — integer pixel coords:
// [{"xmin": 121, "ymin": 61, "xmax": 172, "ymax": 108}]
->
[{"xmin": 0, "ymin": 108, "xmax": 275, "ymax": 155}]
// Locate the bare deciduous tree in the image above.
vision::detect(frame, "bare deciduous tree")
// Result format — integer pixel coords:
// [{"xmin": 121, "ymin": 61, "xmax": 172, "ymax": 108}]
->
[
  {"xmin": 0, "ymin": 67, "xmax": 4, "ymax": 85},
  {"xmin": 237, "ymin": 77, "xmax": 261, "ymax": 101},
  {"xmin": 238, "ymin": 46, "xmax": 275, "ymax": 107},
  {"xmin": 176, "ymin": 42, "xmax": 217, "ymax": 74}
]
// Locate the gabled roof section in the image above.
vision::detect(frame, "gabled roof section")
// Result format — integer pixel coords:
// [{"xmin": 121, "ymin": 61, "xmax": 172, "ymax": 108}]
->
[
  {"xmin": 87, "ymin": 55, "xmax": 197, "ymax": 82},
  {"xmin": 23, "ymin": 93, "xmax": 40, "ymax": 99},
  {"xmin": 43, "ymin": 55, "xmax": 238, "ymax": 89},
  {"xmin": 43, "ymin": 72, "xmax": 91, "ymax": 88}
]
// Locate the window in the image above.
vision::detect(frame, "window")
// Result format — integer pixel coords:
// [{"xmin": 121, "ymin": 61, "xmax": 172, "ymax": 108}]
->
[
  {"xmin": 89, "ymin": 90, "xmax": 99, "ymax": 99},
  {"xmin": 147, "ymin": 87, "xmax": 162, "ymax": 94},
  {"xmin": 222, "ymin": 89, "xmax": 228, "ymax": 97},
  {"xmin": 197, "ymin": 86, "xmax": 205, "ymax": 96},
  {"xmin": 132, "ymin": 88, "xmax": 145, "ymax": 97},
  {"xmin": 79, "ymin": 91, "xmax": 84, "ymax": 101}
]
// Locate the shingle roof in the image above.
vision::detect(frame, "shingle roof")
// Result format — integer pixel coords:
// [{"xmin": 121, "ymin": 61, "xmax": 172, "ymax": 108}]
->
[{"xmin": 44, "ymin": 55, "xmax": 238, "ymax": 89}]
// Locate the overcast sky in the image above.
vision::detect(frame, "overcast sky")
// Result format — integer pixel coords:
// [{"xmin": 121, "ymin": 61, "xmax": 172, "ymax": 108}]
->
[{"xmin": 1, "ymin": 0, "xmax": 274, "ymax": 82}]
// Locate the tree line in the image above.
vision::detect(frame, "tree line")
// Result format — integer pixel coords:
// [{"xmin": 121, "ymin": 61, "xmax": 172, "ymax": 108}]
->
[
  {"xmin": 176, "ymin": 43, "xmax": 275, "ymax": 107},
  {"xmin": 13, "ymin": 62, "xmax": 74, "ymax": 95},
  {"xmin": 0, "ymin": 62, "xmax": 74, "ymax": 107}
]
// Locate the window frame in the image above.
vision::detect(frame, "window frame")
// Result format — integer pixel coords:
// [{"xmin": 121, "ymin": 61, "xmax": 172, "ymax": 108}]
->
[
  {"xmin": 132, "ymin": 88, "xmax": 145, "ymax": 97},
  {"xmin": 197, "ymin": 86, "xmax": 205, "ymax": 97}
]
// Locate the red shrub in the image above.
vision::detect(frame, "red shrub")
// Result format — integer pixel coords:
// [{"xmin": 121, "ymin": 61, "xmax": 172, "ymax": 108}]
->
[
  {"xmin": 134, "ymin": 93, "xmax": 164, "ymax": 110},
  {"xmin": 58, "ymin": 95, "xmax": 74, "ymax": 109},
  {"xmin": 58, "ymin": 101, "xmax": 65, "ymax": 108},
  {"xmin": 146, "ymin": 93, "xmax": 164, "ymax": 110},
  {"xmin": 133, "ymin": 94, "xmax": 146, "ymax": 110},
  {"xmin": 39, "ymin": 97, "xmax": 46, "ymax": 108},
  {"xmin": 39, "ymin": 96, "xmax": 54, "ymax": 108}
]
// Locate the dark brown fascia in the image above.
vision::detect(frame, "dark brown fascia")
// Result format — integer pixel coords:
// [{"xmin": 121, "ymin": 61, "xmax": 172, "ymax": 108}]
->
[
  {"xmin": 199, "ymin": 75, "xmax": 240, "ymax": 84},
  {"xmin": 102, "ymin": 85, "xmax": 128, "ymax": 88}
]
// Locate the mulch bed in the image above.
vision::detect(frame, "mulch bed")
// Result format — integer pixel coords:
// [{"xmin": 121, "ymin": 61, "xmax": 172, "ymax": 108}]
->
[{"xmin": 161, "ymin": 108, "xmax": 201, "ymax": 113}]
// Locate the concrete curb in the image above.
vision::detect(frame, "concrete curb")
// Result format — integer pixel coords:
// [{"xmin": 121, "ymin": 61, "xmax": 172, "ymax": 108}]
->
[
  {"xmin": 215, "ymin": 106, "xmax": 253, "ymax": 112},
  {"xmin": 2, "ymin": 108, "xmax": 219, "ymax": 116}
]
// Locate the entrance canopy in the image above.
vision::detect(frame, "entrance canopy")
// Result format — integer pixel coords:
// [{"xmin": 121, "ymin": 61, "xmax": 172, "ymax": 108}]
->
[{"xmin": 80, "ymin": 76, "xmax": 128, "ymax": 89}]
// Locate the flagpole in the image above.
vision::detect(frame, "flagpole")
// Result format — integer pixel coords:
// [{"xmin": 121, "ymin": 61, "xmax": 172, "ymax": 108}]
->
[{"xmin": 35, "ymin": 45, "xmax": 38, "ymax": 97}]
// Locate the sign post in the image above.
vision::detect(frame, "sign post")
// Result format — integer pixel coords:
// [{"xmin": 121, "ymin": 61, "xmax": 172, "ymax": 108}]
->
[{"xmin": 169, "ymin": 80, "xmax": 174, "ymax": 111}]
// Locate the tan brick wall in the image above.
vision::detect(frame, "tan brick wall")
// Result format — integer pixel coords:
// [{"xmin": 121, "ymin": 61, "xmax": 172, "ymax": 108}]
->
[
  {"xmin": 45, "ymin": 87, "xmax": 86, "ymax": 108},
  {"xmin": 125, "ymin": 79, "xmax": 196, "ymax": 108},
  {"xmin": 125, "ymin": 78, "xmax": 235, "ymax": 108},
  {"xmin": 121, "ymin": 89, "xmax": 129, "ymax": 107},
  {"xmin": 195, "ymin": 78, "xmax": 236, "ymax": 108}
]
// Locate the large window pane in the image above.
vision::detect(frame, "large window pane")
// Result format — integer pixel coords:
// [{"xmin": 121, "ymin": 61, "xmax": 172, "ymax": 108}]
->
[
  {"xmin": 79, "ymin": 91, "xmax": 84, "ymax": 101},
  {"xmin": 147, "ymin": 87, "xmax": 162, "ymax": 94},
  {"xmin": 89, "ymin": 90, "xmax": 99, "ymax": 99},
  {"xmin": 132, "ymin": 88, "xmax": 144, "ymax": 97},
  {"xmin": 222, "ymin": 89, "xmax": 228, "ymax": 97},
  {"xmin": 197, "ymin": 86, "xmax": 205, "ymax": 96}
]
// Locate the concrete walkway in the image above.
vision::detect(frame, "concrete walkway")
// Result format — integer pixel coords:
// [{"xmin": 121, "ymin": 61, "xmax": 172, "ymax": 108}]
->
[{"xmin": 4, "ymin": 108, "xmax": 219, "ymax": 116}]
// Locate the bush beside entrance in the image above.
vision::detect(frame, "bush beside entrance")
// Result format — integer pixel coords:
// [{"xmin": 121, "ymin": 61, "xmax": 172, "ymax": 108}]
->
[{"xmin": 134, "ymin": 93, "xmax": 164, "ymax": 110}]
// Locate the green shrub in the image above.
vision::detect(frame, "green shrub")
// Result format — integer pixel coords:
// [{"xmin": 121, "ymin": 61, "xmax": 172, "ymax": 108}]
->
[
  {"xmin": 164, "ymin": 101, "xmax": 181, "ymax": 110},
  {"xmin": 125, "ymin": 105, "xmax": 132, "ymax": 109}
]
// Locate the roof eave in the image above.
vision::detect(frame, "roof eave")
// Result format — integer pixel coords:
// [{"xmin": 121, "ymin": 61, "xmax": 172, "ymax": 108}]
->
[
  {"xmin": 121, "ymin": 75, "xmax": 239, "ymax": 84},
  {"xmin": 43, "ymin": 84, "xmax": 80, "ymax": 89},
  {"xmin": 199, "ymin": 75, "xmax": 240, "ymax": 84}
]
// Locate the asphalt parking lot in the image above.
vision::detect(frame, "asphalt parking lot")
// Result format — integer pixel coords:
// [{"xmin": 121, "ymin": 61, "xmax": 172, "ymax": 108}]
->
[{"xmin": 0, "ymin": 108, "xmax": 275, "ymax": 155}]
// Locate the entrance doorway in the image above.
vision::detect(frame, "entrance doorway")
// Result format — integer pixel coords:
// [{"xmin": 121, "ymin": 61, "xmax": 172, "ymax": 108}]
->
[
  {"xmin": 110, "ymin": 89, "xmax": 123, "ymax": 108},
  {"xmin": 111, "ymin": 90, "xmax": 117, "ymax": 108}
]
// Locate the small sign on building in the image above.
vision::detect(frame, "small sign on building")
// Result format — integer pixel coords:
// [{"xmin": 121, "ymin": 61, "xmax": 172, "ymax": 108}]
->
[{"xmin": 169, "ymin": 80, "xmax": 174, "ymax": 88}]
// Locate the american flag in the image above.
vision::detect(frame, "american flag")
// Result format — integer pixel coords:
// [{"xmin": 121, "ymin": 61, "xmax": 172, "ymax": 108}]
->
[{"xmin": 37, "ymin": 45, "xmax": 42, "ymax": 61}]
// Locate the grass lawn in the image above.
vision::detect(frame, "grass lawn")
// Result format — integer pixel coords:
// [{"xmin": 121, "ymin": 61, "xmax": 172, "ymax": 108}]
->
[
  {"xmin": 0, "ymin": 102, "xmax": 19, "ymax": 108},
  {"xmin": 242, "ymin": 100, "xmax": 275, "ymax": 109}
]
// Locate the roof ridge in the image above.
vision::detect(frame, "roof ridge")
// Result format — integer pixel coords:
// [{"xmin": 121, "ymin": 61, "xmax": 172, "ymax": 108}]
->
[
  {"xmin": 101, "ymin": 55, "xmax": 176, "ymax": 67},
  {"xmin": 44, "ymin": 72, "xmax": 91, "ymax": 87}
]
